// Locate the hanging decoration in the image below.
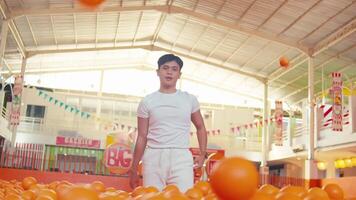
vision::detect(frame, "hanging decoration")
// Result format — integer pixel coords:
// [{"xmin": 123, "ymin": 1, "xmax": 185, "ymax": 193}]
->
[
  {"xmin": 37, "ymin": 89, "xmax": 91, "ymax": 119},
  {"xmin": 190, "ymin": 129, "xmax": 221, "ymax": 137},
  {"xmin": 274, "ymin": 100, "xmax": 283, "ymax": 146},
  {"xmin": 10, "ymin": 75, "xmax": 24, "ymax": 126},
  {"xmin": 36, "ymin": 88, "xmax": 139, "ymax": 133},
  {"xmin": 331, "ymin": 72, "xmax": 343, "ymax": 132}
]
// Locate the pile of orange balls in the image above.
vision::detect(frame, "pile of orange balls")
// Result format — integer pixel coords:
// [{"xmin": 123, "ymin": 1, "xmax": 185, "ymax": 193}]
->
[{"xmin": 0, "ymin": 157, "xmax": 348, "ymax": 200}]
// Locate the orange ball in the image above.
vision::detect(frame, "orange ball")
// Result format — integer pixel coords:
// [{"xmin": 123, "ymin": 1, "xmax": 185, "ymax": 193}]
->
[
  {"xmin": 306, "ymin": 187, "xmax": 330, "ymax": 200},
  {"xmin": 61, "ymin": 186, "xmax": 98, "ymax": 200},
  {"xmin": 275, "ymin": 192, "xmax": 302, "ymax": 200},
  {"xmin": 258, "ymin": 184, "xmax": 279, "ymax": 196},
  {"xmin": 322, "ymin": 184, "xmax": 344, "ymax": 200},
  {"xmin": 21, "ymin": 190, "xmax": 36, "ymax": 200},
  {"xmin": 185, "ymin": 188, "xmax": 203, "ymax": 200},
  {"xmin": 22, "ymin": 177, "xmax": 38, "ymax": 190},
  {"xmin": 78, "ymin": 0, "xmax": 105, "ymax": 8},
  {"xmin": 279, "ymin": 56, "xmax": 289, "ymax": 68},
  {"xmin": 209, "ymin": 157, "xmax": 259, "ymax": 200},
  {"xmin": 194, "ymin": 181, "xmax": 211, "ymax": 196},
  {"xmin": 90, "ymin": 181, "xmax": 106, "ymax": 193},
  {"xmin": 250, "ymin": 192, "xmax": 275, "ymax": 200},
  {"xmin": 280, "ymin": 186, "xmax": 307, "ymax": 198}
]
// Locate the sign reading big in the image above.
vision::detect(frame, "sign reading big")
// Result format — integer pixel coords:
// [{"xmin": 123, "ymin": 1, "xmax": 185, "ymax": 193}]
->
[{"xmin": 104, "ymin": 142, "xmax": 133, "ymax": 175}]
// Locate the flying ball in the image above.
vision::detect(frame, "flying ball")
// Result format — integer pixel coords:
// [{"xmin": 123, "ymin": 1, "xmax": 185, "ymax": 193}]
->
[
  {"xmin": 279, "ymin": 56, "xmax": 289, "ymax": 68},
  {"xmin": 78, "ymin": 0, "xmax": 105, "ymax": 8}
]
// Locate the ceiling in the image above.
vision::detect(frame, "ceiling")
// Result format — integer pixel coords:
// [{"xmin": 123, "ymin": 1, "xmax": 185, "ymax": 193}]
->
[{"xmin": 0, "ymin": 0, "xmax": 355, "ymax": 107}]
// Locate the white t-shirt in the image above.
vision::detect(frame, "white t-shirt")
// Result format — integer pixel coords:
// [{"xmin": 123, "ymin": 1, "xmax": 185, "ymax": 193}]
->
[{"xmin": 137, "ymin": 90, "xmax": 200, "ymax": 148}]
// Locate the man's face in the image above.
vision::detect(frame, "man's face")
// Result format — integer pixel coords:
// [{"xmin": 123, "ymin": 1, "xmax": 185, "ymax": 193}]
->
[{"xmin": 157, "ymin": 61, "xmax": 181, "ymax": 88}]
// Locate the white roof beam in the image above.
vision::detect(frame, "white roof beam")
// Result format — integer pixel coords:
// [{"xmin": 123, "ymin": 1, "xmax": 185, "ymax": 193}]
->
[
  {"xmin": 277, "ymin": 0, "xmax": 322, "ymax": 36},
  {"xmin": 152, "ymin": 44, "xmax": 266, "ymax": 82},
  {"xmin": 10, "ymin": 4, "xmax": 307, "ymax": 53},
  {"xmin": 26, "ymin": 41, "xmax": 266, "ymax": 82},
  {"xmin": 239, "ymin": 41, "xmax": 271, "ymax": 70},
  {"xmin": 257, "ymin": 0, "xmax": 288, "ymax": 29},
  {"xmin": 281, "ymin": 62, "xmax": 355, "ymax": 101},
  {"xmin": 222, "ymin": 36, "xmax": 250, "ymax": 65},
  {"xmin": 132, "ymin": 11, "xmax": 143, "ymax": 46},
  {"xmin": 171, "ymin": 0, "xmax": 199, "ymax": 50},
  {"xmin": 188, "ymin": 24, "xmax": 210, "ymax": 54},
  {"xmin": 151, "ymin": 13, "xmax": 166, "ymax": 45},
  {"xmin": 267, "ymin": 53, "xmax": 307, "ymax": 83},
  {"xmin": 312, "ymin": 17, "xmax": 356, "ymax": 56},
  {"xmin": 188, "ymin": 0, "xmax": 226, "ymax": 54},
  {"xmin": 114, "ymin": 13, "xmax": 121, "ymax": 47},
  {"xmin": 0, "ymin": 1, "xmax": 26, "ymax": 58},
  {"xmin": 268, "ymin": 44, "xmax": 356, "ymax": 84},
  {"xmin": 0, "ymin": 63, "xmax": 153, "ymax": 75},
  {"xmin": 291, "ymin": 63, "xmax": 356, "ymax": 105},
  {"xmin": 50, "ymin": 15, "xmax": 58, "ymax": 46},
  {"xmin": 151, "ymin": 0, "xmax": 171, "ymax": 45},
  {"xmin": 236, "ymin": 0, "xmax": 258, "ymax": 24},
  {"xmin": 27, "ymin": 43, "xmax": 153, "ymax": 58},
  {"xmin": 297, "ymin": 1, "xmax": 355, "ymax": 45},
  {"xmin": 271, "ymin": 57, "xmax": 335, "ymax": 95},
  {"xmin": 25, "ymin": 16, "xmax": 38, "ymax": 47},
  {"xmin": 170, "ymin": 16, "xmax": 188, "ymax": 50},
  {"xmin": 205, "ymin": 29, "xmax": 231, "ymax": 60},
  {"xmin": 258, "ymin": 48, "xmax": 291, "ymax": 72},
  {"xmin": 1, "ymin": 58, "xmax": 13, "ymax": 74},
  {"xmin": 73, "ymin": 14, "xmax": 78, "ymax": 46},
  {"xmin": 95, "ymin": 13, "xmax": 99, "ymax": 48}
]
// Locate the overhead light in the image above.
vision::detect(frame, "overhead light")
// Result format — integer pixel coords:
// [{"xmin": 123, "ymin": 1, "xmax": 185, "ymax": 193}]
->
[
  {"xmin": 345, "ymin": 158, "xmax": 352, "ymax": 168},
  {"xmin": 317, "ymin": 162, "xmax": 326, "ymax": 170}
]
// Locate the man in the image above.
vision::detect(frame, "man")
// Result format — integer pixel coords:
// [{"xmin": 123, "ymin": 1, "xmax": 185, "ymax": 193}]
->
[{"xmin": 129, "ymin": 54, "xmax": 207, "ymax": 192}]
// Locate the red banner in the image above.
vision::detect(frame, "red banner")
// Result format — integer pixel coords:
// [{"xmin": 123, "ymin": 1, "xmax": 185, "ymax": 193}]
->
[
  {"xmin": 56, "ymin": 136, "xmax": 100, "ymax": 148},
  {"xmin": 10, "ymin": 75, "xmax": 24, "ymax": 126},
  {"xmin": 331, "ymin": 72, "xmax": 343, "ymax": 132},
  {"xmin": 274, "ymin": 101, "xmax": 283, "ymax": 146}
]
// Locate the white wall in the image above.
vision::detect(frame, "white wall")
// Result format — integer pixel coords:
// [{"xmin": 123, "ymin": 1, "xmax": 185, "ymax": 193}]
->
[{"xmin": 0, "ymin": 116, "xmax": 12, "ymax": 141}]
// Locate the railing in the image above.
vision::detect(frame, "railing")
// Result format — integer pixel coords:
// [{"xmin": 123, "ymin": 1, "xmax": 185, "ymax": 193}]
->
[
  {"xmin": 0, "ymin": 146, "xmax": 117, "ymax": 176},
  {"xmin": 0, "ymin": 144, "xmax": 43, "ymax": 170},
  {"xmin": 260, "ymin": 174, "xmax": 306, "ymax": 188}
]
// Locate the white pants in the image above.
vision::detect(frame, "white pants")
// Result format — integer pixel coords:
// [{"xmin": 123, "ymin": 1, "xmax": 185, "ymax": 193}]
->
[{"xmin": 142, "ymin": 148, "xmax": 194, "ymax": 192}]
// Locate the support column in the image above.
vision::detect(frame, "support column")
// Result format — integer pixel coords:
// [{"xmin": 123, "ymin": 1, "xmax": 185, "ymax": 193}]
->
[
  {"xmin": 260, "ymin": 82, "xmax": 269, "ymax": 183},
  {"xmin": 351, "ymin": 83, "xmax": 356, "ymax": 133},
  {"xmin": 307, "ymin": 56, "xmax": 315, "ymax": 160},
  {"xmin": 0, "ymin": 20, "xmax": 9, "ymax": 113},
  {"xmin": 305, "ymin": 56, "xmax": 318, "ymax": 187},
  {"xmin": 96, "ymin": 70, "xmax": 104, "ymax": 129},
  {"xmin": 326, "ymin": 161, "xmax": 336, "ymax": 178}
]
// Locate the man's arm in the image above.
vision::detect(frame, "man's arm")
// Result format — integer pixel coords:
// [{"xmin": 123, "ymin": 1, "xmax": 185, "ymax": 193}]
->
[
  {"xmin": 191, "ymin": 110, "xmax": 207, "ymax": 166},
  {"xmin": 131, "ymin": 117, "xmax": 149, "ymax": 172},
  {"xmin": 129, "ymin": 117, "xmax": 149, "ymax": 188}
]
